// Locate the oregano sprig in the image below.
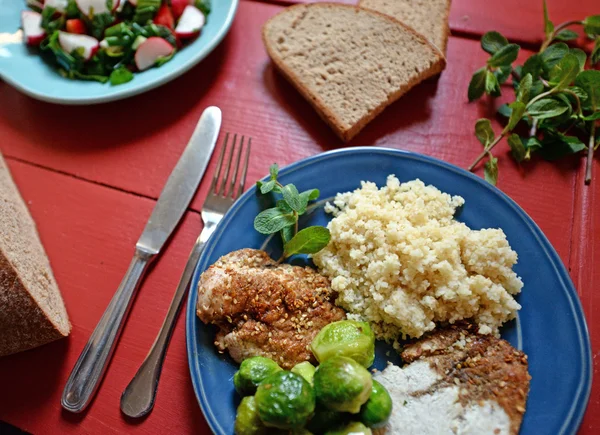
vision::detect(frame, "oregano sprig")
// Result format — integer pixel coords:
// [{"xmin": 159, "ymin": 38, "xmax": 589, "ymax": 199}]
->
[
  {"xmin": 467, "ymin": 0, "xmax": 600, "ymax": 185},
  {"xmin": 254, "ymin": 164, "xmax": 330, "ymax": 260}
]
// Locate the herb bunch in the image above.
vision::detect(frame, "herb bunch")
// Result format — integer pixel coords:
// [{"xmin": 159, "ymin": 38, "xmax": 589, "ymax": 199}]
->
[
  {"xmin": 467, "ymin": 1, "xmax": 600, "ymax": 185},
  {"xmin": 254, "ymin": 164, "xmax": 331, "ymax": 260}
]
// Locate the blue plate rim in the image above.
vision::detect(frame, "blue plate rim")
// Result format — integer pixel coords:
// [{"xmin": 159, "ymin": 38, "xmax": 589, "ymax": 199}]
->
[
  {"xmin": 0, "ymin": 0, "xmax": 239, "ymax": 105},
  {"xmin": 185, "ymin": 146, "xmax": 592, "ymax": 435}
]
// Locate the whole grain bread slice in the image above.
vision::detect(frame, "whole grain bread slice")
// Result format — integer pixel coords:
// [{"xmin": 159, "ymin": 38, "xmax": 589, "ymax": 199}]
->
[
  {"xmin": 262, "ymin": 3, "xmax": 445, "ymax": 142},
  {"xmin": 0, "ymin": 155, "xmax": 70, "ymax": 356},
  {"xmin": 359, "ymin": 0, "xmax": 452, "ymax": 54}
]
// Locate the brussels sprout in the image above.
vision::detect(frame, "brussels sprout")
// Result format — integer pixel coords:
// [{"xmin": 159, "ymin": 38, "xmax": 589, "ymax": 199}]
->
[
  {"xmin": 313, "ymin": 356, "xmax": 373, "ymax": 414},
  {"xmin": 255, "ymin": 371, "xmax": 316, "ymax": 429},
  {"xmin": 325, "ymin": 422, "xmax": 372, "ymax": 435},
  {"xmin": 310, "ymin": 320, "xmax": 375, "ymax": 368},
  {"xmin": 292, "ymin": 361, "xmax": 317, "ymax": 385},
  {"xmin": 234, "ymin": 396, "xmax": 267, "ymax": 435},
  {"xmin": 234, "ymin": 356, "xmax": 282, "ymax": 396},
  {"xmin": 359, "ymin": 380, "xmax": 392, "ymax": 428},
  {"xmin": 306, "ymin": 408, "xmax": 346, "ymax": 434}
]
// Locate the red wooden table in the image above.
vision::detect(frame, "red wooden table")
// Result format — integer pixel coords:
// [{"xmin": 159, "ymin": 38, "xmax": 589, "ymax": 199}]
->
[{"xmin": 0, "ymin": 0, "xmax": 598, "ymax": 433}]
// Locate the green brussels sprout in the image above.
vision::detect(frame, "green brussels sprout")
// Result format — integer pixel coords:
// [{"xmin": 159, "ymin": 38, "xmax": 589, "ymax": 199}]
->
[
  {"xmin": 255, "ymin": 371, "xmax": 316, "ymax": 429},
  {"xmin": 292, "ymin": 361, "xmax": 317, "ymax": 385},
  {"xmin": 234, "ymin": 356, "xmax": 282, "ymax": 396},
  {"xmin": 325, "ymin": 422, "xmax": 372, "ymax": 435},
  {"xmin": 359, "ymin": 380, "xmax": 392, "ymax": 428},
  {"xmin": 314, "ymin": 356, "xmax": 373, "ymax": 414},
  {"xmin": 306, "ymin": 408, "xmax": 346, "ymax": 434},
  {"xmin": 234, "ymin": 396, "xmax": 267, "ymax": 435},
  {"xmin": 310, "ymin": 320, "xmax": 375, "ymax": 368}
]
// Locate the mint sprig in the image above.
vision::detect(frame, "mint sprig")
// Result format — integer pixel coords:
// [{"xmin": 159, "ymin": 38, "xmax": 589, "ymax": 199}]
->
[
  {"xmin": 254, "ymin": 164, "xmax": 330, "ymax": 260},
  {"xmin": 467, "ymin": 1, "xmax": 600, "ymax": 185}
]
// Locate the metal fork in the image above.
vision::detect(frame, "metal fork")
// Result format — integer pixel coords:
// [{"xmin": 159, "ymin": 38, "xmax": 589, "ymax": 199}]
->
[{"xmin": 120, "ymin": 133, "xmax": 251, "ymax": 418}]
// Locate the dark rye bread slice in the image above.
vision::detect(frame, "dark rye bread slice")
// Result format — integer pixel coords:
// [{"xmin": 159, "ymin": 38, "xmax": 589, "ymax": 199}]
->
[
  {"xmin": 262, "ymin": 3, "xmax": 445, "ymax": 142},
  {"xmin": 0, "ymin": 155, "xmax": 70, "ymax": 356},
  {"xmin": 359, "ymin": 0, "xmax": 452, "ymax": 53}
]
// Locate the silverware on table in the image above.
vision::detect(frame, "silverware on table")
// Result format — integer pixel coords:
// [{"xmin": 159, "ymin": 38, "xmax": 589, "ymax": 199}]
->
[
  {"xmin": 61, "ymin": 106, "xmax": 222, "ymax": 414},
  {"xmin": 120, "ymin": 133, "xmax": 251, "ymax": 418}
]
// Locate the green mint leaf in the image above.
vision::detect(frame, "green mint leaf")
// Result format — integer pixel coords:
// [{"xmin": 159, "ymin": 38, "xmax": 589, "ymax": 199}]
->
[
  {"xmin": 260, "ymin": 180, "xmax": 276, "ymax": 194},
  {"xmin": 468, "ymin": 67, "xmax": 487, "ymax": 101},
  {"xmin": 530, "ymin": 79, "xmax": 545, "ymax": 99},
  {"xmin": 539, "ymin": 132, "xmax": 586, "ymax": 160},
  {"xmin": 487, "ymin": 44, "xmax": 520, "ymax": 67},
  {"xmin": 524, "ymin": 136, "xmax": 542, "ymax": 152},
  {"xmin": 541, "ymin": 43, "xmax": 569, "ymax": 72},
  {"xmin": 507, "ymin": 134, "xmax": 527, "ymax": 162},
  {"xmin": 517, "ymin": 73, "xmax": 533, "ymax": 103},
  {"xmin": 277, "ymin": 199, "xmax": 293, "ymax": 213},
  {"xmin": 570, "ymin": 48, "xmax": 586, "ymax": 71},
  {"xmin": 484, "ymin": 157, "xmax": 499, "ymax": 186},
  {"xmin": 254, "ymin": 207, "xmax": 297, "ymax": 235},
  {"xmin": 475, "ymin": 119, "xmax": 494, "ymax": 147},
  {"xmin": 269, "ymin": 163, "xmax": 279, "ymax": 180},
  {"xmin": 494, "ymin": 65, "xmax": 512, "ymax": 84},
  {"xmin": 497, "ymin": 104, "xmax": 512, "ymax": 118},
  {"xmin": 507, "ymin": 101, "xmax": 526, "ymax": 130},
  {"xmin": 299, "ymin": 189, "xmax": 320, "ymax": 206},
  {"xmin": 592, "ymin": 38, "xmax": 600, "ymax": 65},
  {"xmin": 548, "ymin": 54, "xmax": 580, "ymax": 89},
  {"xmin": 521, "ymin": 54, "xmax": 544, "ymax": 81},
  {"xmin": 281, "ymin": 184, "xmax": 307, "ymax": 213},
  {"xmin": 583, "ymin": 112, "xmax": 600, "ymax": 121},
  {"xmin": 283, "ymin": 226, "xmax": 331, "ymax": 257},
  {"xmin": 584, "ymin": 15, "xmax": 600, "ymax": 37},
  {"xmin": 543, "ymin": 0, "xmax": 554, "ymax": 39},
  {"xmin": 281, "ymin": 225, "xmax": 295, "ymax": 244},
  {"xmin": 568, "ymin": 86, "xmax": 588, "ymax": 102},
  {"xmin": 109, "ymin": 67, "xmax": 134, "ymax": 86},
  {"xmin": 555, "ymin": 29, "xmax": 579, "ymax": 41},
  {"xmin": 527, "ymin": 98, "xmax": 569, "ymax": 119},
  {"xmin": 485, "ymin": 70, "xmax": 501, "ymax": 96},
  {"xmin": 574, "ymin": 70, "xmax": 600, "ymax": 111},
  {"xmin": 481, "ymin": 31, "xmax": 508, "ymax": 54}
]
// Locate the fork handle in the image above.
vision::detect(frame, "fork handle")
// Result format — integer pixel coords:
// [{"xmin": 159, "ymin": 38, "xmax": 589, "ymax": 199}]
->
[
  {"xmin": 120, "ymin": 228, "xmax": 211, "ymax": 418},
  {"xmin": 62, "ymin": 249, "xmax": 154, "ymax": 413}
]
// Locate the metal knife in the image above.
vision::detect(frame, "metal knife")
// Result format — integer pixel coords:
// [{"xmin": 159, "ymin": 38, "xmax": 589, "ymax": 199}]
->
[{"xmin": 61, "ymin": 106, "xmax": 222, "ymax": 413}]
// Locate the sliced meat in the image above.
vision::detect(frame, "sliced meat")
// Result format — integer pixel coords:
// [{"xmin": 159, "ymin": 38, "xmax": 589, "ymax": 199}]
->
[
  {"xmin": 374, "ymin": 323, "xmax": 530, "ymax": 435},
  {"xmin": 196, "ymin": 248, "xmax": 345, "ymax": 369}
]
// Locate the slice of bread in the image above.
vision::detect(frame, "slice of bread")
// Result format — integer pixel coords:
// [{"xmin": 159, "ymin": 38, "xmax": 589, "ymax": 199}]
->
[
  {"xmin": 0, "ymin": 155, "xmax": 70, "ymax": 356},
  {"xmin": 359, "ymin": 0, "xmax": 452, "ymax": 53},
  {"xmin": 262, "ymin": 3, "xmax": 445, "ymax": 142}
]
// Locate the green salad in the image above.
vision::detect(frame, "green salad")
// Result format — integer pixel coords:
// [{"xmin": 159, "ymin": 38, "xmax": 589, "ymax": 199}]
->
[{"xmin": 21, "ymin": 0, "xmax": 210, "ymax": 85}]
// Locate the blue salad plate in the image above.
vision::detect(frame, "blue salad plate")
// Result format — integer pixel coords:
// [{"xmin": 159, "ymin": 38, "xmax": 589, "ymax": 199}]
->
[
  {"xmin": 186, "ymin": 147, "xmax": 592, "ymax": 435},
  {"xmin": 0, "ymin": 0, "xmax": 238, "ymax": 104}
]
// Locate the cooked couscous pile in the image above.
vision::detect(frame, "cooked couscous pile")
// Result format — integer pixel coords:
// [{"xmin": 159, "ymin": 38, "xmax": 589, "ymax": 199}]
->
[{"xmin": 312, "ymin": 176, "xmax": 523, "ymax": 341}]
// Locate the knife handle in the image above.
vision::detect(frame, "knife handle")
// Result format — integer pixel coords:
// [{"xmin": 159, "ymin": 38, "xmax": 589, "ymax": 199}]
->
[
  {"xmin": 61, "ymin": 249, "xmax": 154, "ymax": 413},
  {"xmin": 120, "ymin": 236, "xmax": 206, "ymax": 418}
]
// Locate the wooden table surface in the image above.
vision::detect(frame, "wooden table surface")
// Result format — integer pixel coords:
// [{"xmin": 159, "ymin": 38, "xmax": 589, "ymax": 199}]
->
[{"xmin": 0, "ymin": 0, "xmax": 598, "ymax": 433}]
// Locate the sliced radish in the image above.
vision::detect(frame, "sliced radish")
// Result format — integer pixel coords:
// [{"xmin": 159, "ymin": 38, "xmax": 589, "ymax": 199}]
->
[
  {"xmin": 175, "ymin": 5, "xmax": 204, "ymax": 40},
  {"xmin": 26, "ymin": 0, "xmax": 45, "ymax": 10},
  {"xmin": 76, "ymin": 0, "xmax": 110, "ymax": 16},
  {"xmin": 170, "ymin": 0, "xmax": 189, "ymax": 20},
  {"xmin": 128, "ymin": 0, "xmax": 137, "ymax": 5},
  {"xmin": 44, "ymin": 0, "xmax": 68, "ymax": 13},
  {"xmin": 153, "ymin": 4, "xmax": 174, "ymax": 29},
  {"xmin": 66, "ymin": 18, "xmax": 87, "ymax": 34},
  {"xmin": 58, "ymin": 31, "xmax": 99, "ymax": 61},
  {"xmin": 21, "ymin": 11, "xmax": 46, "ymax": 46},
  {"xmin": 134, "ymin": 37, "xmax": 174, "ymax": 71}
]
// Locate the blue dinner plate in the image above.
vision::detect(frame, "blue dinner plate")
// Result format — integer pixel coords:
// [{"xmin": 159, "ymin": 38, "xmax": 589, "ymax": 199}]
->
[
  {"xmin": 0, "ymin": 0, "xmax": 238, "ymax": 104},
  {"xmin": 186, "ymin": 147, "xmax": 592, "ymax": 435}
]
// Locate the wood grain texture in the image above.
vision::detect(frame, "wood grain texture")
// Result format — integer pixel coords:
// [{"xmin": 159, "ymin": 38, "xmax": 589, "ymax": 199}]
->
[
  {"xmin": 0, "ymin": 159, "xmax": 209, "ymax": 435},
  {"xmin": 251, "ymin": 0, "xmax": 599, "ymax": 45}
]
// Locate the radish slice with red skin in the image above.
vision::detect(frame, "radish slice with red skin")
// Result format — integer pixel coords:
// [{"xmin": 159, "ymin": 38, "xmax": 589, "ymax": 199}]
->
[
  {"xmin": 134, "ymin": 37, "xmax": 174, "ymax": 71},
  {"xmin": 27, "ymin": 0, "xmax": 46, "ymax": 10},
  {"xmin": 58, "ymin": 31, "xmax": 99, "ymax": 61},
  {"xmin": 21, "ymin": 11, "xmax": 46, "ymax": 46},
  {"xmin": 175, "ymin": 5, "xmax": 205, "ymax": 39},
  {"xmin": 76, "ymin": 0, "xmax": 111, "ymax": 16},
  {"xmin": 44, "ymin": 0, "xmax": 68, "ymax": 13}
]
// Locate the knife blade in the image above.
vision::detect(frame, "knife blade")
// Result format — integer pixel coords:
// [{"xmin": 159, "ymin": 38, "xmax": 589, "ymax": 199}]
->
[{"xmin": 61, "ymin": 106, "xmax": 222, "ymax": 413}]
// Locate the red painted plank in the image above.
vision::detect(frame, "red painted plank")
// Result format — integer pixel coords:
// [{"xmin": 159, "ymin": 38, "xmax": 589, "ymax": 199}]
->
[
  {"xmin": 249, "ymin": 0, "xmax": 599, "ymax": 45},
  {"xmin": 0, "ymin": 159, "xmax": 209, "ymax": 435},
  {"xmin": 570, "ymin": 159, "xmax": 600, "ymax": 433}
]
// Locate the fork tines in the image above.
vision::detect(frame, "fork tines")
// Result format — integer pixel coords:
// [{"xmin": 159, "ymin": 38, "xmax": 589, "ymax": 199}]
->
[{"xmin": 210, "ymin": 133, "xmax": 251, "ymax": 199}]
